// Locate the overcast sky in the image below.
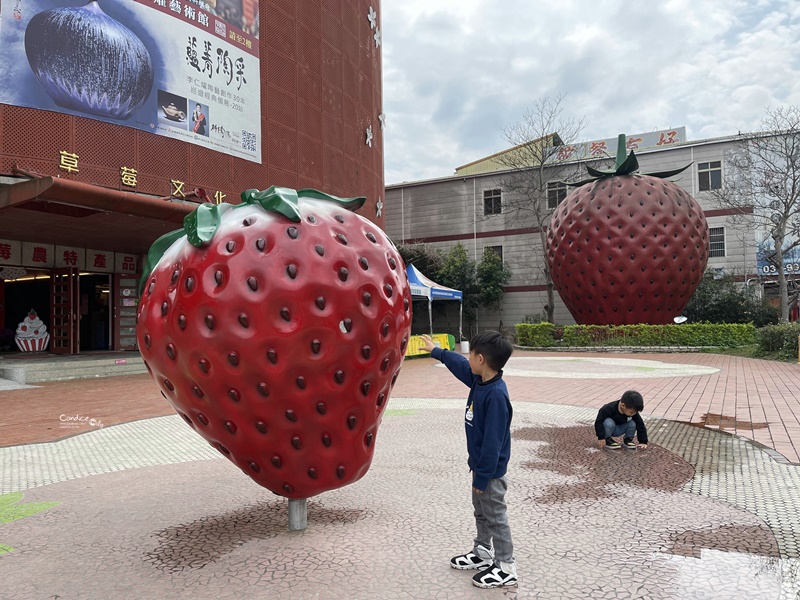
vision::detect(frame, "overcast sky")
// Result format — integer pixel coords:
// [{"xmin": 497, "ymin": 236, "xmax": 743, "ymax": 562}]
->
[{"xmin": 381, "ymin": 0, "xmax": 800, "ymax": 184}]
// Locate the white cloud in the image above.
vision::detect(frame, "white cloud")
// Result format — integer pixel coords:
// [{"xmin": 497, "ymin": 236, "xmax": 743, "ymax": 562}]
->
[{"xmin": 382, "ymin": 0, "xmax": 800, "ymax": 183}]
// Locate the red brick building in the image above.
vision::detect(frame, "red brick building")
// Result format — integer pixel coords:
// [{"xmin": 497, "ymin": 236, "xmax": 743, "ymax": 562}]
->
[{"xmin": 0, "ymin": 0, "xmax": 384, "ymax": 354}]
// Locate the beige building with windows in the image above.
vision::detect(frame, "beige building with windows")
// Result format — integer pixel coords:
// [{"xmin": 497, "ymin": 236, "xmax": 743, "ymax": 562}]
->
[{"xmin": 385, "ymin": 129, "xmax": 755, "ymax": 333}]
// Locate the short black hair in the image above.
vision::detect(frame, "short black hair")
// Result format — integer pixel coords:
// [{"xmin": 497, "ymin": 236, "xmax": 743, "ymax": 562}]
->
[
  {"xmin": 620, "ymin": 390, "xmax": 644, "ymax": 412},
  {"xmin": 470, "ymin": 331, "xmax": 513, "ymax": 371}
]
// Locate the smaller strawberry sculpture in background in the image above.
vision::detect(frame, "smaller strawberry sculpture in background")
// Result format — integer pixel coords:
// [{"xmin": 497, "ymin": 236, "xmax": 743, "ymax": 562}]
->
[
  {"xmin": 137, "ymin": 187, "xmax": 412, "ymax": 502},
  {"xmin": 546, "ymin": 135, "xmax": 709, "ymax": 325}
]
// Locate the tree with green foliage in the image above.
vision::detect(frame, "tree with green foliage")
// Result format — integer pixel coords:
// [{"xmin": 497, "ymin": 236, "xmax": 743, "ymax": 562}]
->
[
  {"xmin": 684, "ymin": 272, "xmax": 779, "ymax": 327},
  {"xmin": 395, "ymin": 243, "xmax": 444, "ymax": 281},
  {"xmin": 709, "ymin": 105, "xmax": 800, "ymax": 321},
  {"xmin": 477, "ymin": 247, "xmax": 513, "ymax": 328},
  {"xmin": 438, "ymin": 243, "xmax": 480, "ymax": 334}
]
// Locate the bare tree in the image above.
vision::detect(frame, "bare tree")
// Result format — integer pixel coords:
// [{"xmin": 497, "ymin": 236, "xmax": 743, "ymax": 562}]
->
[
  {"xmin": 491, "ymin": 94, "xmax": 598, "ymax": 323},
  {"xmin": 711, "ymin": 106, "xmax": 800, "ymax": 321}
]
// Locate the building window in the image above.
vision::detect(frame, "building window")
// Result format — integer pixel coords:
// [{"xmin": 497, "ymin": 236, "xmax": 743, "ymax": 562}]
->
[
  {"xmin": 765, "ymin": 170, "xmax": 784, "ymax": 196},
  {"xmin": 698, "ymin": 161, "xmax": 722, "ymax": 191},
  {"xmin": 547, "ymin": 181, "xmax": 568, "ymax": 209},
  {"xmin": 709, "ymin": 226, "xmax": 725, "ymax": 258},
  {"xmin": 485, "ymin": 245, "xmax": 503, "ymax": 262},
  {"xmin": 483, "ymin": 189, "xmax": 502, "ymax": 215}
]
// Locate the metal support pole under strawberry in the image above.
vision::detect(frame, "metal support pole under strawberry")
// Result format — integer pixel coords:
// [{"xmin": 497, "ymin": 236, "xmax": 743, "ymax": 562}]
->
[{"xmin": 288, "ymin": 498, "xmax": 307, "ymax": 531}]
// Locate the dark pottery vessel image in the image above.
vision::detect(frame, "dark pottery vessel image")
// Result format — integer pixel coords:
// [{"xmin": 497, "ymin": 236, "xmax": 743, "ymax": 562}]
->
[{"xmin": 25, "ymin": 1, "xmax": 154, "ymax": 120}]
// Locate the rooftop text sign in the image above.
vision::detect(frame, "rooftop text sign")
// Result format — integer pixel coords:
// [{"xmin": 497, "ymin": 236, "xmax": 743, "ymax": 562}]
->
[
  {"xmin": 0, "ymin": 0, "xmax": 261, "ymax": 163},
  {"xmin": 548, "ymin": 127, "xmax": 688, "ymax": 163}
]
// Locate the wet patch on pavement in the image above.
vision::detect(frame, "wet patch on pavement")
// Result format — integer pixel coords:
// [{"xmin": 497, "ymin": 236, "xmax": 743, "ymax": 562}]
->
[
  {"xmin": 681, "ymin": 412, "xmax": 770, "ymax": 431},
  {"xmin": 514, "ymin": 425, "xmax": 695, "ymax": 503},
  {"xmin": 667, "ymin": 524, "xmax": 780, "ymax": 559}
]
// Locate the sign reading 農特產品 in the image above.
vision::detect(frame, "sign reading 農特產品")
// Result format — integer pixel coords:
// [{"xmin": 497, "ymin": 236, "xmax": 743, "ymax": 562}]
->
[{"xmin": 0, "ymin": 0, "xmax": 261, "ymax": 163}]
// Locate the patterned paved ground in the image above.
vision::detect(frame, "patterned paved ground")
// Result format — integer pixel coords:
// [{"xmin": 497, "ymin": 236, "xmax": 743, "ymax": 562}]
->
[{"xmin": 1, "ymin": 351, "xmax": 800, "ymax": 598}]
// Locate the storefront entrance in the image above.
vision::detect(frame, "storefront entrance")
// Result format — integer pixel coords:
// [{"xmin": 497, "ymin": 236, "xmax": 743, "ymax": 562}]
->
[
  {"xmin": 2, "ymin": 270, "xmax": 51, "ymax": 353},
  {"xmin": 80, "ymin": 274, "xmax": 111, "ymax": 351},
  {"xmin": 1, "ymin": 268, "xmax": 113, "ymax": 354},
  {"xmin": 0, "ymin": 174, "xmax": 185, "ymax": 356}
]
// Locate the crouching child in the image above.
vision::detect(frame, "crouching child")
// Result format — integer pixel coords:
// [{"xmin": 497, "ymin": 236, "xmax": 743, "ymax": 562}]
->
[{"xmin": 595, "ymin": 390, "xmax": 648, "ymax": 450}]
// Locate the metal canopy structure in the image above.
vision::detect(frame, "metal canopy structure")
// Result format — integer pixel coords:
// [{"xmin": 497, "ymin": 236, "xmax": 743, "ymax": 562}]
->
[
  {"xmin": 0, "ymin": 175, "xmax": 196, "ymax": 255},
  {"xmin": 405, "ymin": 263, "xmax": 463, "ymax": 340}
]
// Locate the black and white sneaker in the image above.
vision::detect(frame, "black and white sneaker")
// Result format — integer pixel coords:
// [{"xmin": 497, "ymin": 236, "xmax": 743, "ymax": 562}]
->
[
  {"xmin": 623, "ymin": 438, "xmax": 637, "ymax": 449},
  {"xmin": 605, "ymin": 437, "xmax": 622, "ymax": 449},
  {"xmin": 472, "ymin": 561, "xmax": 518, "ymax": 588},
  {"xmin": 450, "ymin": 544, "xmax": 493, "ymax": 570}
]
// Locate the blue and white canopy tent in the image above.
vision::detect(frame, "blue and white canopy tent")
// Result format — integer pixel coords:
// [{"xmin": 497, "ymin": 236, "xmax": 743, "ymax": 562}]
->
[{"xmin": 405, "ymin": 263, "xmax": 463, "ymax": 340}]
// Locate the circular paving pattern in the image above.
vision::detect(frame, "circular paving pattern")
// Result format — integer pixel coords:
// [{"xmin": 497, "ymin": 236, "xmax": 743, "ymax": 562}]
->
[
  {"xmin": 492, "ymin": 356, "xmax": 720, "ymax": 379},
  {"xmin": 1, "ymin": 400, "xmax": 797, "ymax": 599}
]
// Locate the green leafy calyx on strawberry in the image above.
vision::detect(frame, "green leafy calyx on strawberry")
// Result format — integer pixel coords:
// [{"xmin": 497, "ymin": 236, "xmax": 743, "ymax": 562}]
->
[
  {"xmin": 566, "ymin": 134, "xmax": 691, "ymax": 187},
  {"xmin": 139, "ymin": 187, "xmax": 366, "ymax": 294}
]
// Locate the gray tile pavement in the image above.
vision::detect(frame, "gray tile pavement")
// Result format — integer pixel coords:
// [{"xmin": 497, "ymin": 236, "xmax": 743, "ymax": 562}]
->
[{"xmin": 1, "ymin": 399, "xmax": 799, "ymax": 598}]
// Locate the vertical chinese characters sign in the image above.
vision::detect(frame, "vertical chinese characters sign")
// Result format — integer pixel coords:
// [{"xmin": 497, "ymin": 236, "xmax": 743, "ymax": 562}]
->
[{"xmin": 0, "ymin": 0, "xmax": 261, "ymax": 163}]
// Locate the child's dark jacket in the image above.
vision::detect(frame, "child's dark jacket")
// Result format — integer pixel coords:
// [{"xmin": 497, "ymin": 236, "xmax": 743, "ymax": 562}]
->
[{"xmin": 430, "ymin": 347, "xmax": 512, "ymax": 491}]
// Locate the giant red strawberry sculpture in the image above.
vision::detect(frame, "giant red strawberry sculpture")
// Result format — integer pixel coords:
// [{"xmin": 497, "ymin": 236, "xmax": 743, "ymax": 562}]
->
[
  {"xmin": 546, "ymin": 135, "xmax": 709, "ymax": 325},
  {"xmin": 137, "ymin": 187, "xmax": 412, "ymax": 498}
]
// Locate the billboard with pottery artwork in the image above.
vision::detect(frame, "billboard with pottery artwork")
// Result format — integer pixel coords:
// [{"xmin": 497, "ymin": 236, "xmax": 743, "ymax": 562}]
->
[{"xmin": 0, "ymin": 0, "xmax": 261, "ymax": 162}]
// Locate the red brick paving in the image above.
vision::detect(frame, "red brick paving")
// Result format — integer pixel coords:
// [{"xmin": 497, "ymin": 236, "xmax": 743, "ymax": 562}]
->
[
  {"xmin": 0, "ymin": 374, "xmax": 172, "ymax": 447},
  {"xmin": 2, "ymin": 350, "xmax": 799, "ymax": 463},
  {"xmin": 396, "ymin": 351, "xmax": 800, "ymax": 464}
]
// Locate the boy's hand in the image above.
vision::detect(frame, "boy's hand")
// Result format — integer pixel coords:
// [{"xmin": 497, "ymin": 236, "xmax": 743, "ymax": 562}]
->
[
  {"xmin": 420, "ymin": 334, "xmax": 436, "ymax": 353},
  {"xmin": 472, "ymin": 487, "xmax": 483, "ymax": 495},
  {"xmin": 597, "ymin": 439, "xmax": 605, "ymax": 448},
  {"xmin": 638, "ymin": 444, "xmax": 648, "ymax": 450}
]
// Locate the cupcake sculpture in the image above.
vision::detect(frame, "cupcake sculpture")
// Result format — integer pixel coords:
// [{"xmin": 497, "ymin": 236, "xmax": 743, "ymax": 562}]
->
[{"xmin": 15, "ymin": 309, "xmax": 51, "ymax": 352}]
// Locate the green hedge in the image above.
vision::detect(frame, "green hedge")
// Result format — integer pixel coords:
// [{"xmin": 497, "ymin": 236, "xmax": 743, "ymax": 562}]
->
[
  {"xmin": 515, "ymin": 322, "xmax": 756, "ymax": 348},
  {"xmin": 756, "ymin": 323, "xmax": 800, "ymax": 359},
  {"xmin": 515, "ymin": 322, "xmax": 556, "ymax": 347}
]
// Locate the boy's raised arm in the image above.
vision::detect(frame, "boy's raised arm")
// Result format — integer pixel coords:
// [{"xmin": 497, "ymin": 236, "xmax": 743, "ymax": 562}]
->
[{"xmin": 423, "ymin": 335, "xmax": 476, "ymax": 388}]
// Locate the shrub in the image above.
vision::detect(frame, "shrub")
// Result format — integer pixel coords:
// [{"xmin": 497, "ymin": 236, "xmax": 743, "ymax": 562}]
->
[
  {"xmin": 684, "ymin": 272, "xmax": 779, "ymax": 326},
  {"xmin": 515, "ymin": 323, "xmax": 555, "ymax": 347},
  {"xmin": 515, "ymin": 322, "xmax": 756, "ymax": 348},
  {"xmin": 756, "ymin": 323, "xmax": 800, "ymax": 359},
  {"xmin": 750, "ymin": 302, "xmax": 781, "ymax": 328},
  {"xmin": 521, "ymin": 313, "xmax": 546, "ymax": 324}
]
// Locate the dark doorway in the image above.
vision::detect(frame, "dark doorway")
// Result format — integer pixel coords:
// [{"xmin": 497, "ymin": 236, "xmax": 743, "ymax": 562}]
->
[
  {"xmin": 80, "ymin": 274, "xmax": 111, "ymax": 351},
  {"xmin": 3, "ymin": 274, "xmax": 51, "ymax": 351}
]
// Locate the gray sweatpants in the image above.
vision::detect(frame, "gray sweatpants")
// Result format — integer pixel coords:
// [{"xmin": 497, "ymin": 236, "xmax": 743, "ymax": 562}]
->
[{"xmin": 472, "ymin": 476, "xmax": 514, "ymax": 564}]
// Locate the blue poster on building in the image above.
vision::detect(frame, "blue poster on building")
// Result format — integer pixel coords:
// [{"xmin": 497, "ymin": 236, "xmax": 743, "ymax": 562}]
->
[
  {"xmin": 0, "ymin": 0, "xmax": 261, "ymax": 163},
  {"xmin": 756, "ymin": 234, "xmax": 800, "ymax": 277}
]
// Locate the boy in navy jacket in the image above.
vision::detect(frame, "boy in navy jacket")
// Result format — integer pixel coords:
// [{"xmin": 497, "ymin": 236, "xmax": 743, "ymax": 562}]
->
[{"xmin": 422, "ymin": 331, "xmax": 517, "ymax": 589}]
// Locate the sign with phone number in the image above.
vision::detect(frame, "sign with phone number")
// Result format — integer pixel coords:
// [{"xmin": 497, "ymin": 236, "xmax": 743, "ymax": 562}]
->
[{"xmin": 760, "ymin": 263, "xmax": 800, "ymax": 275}]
